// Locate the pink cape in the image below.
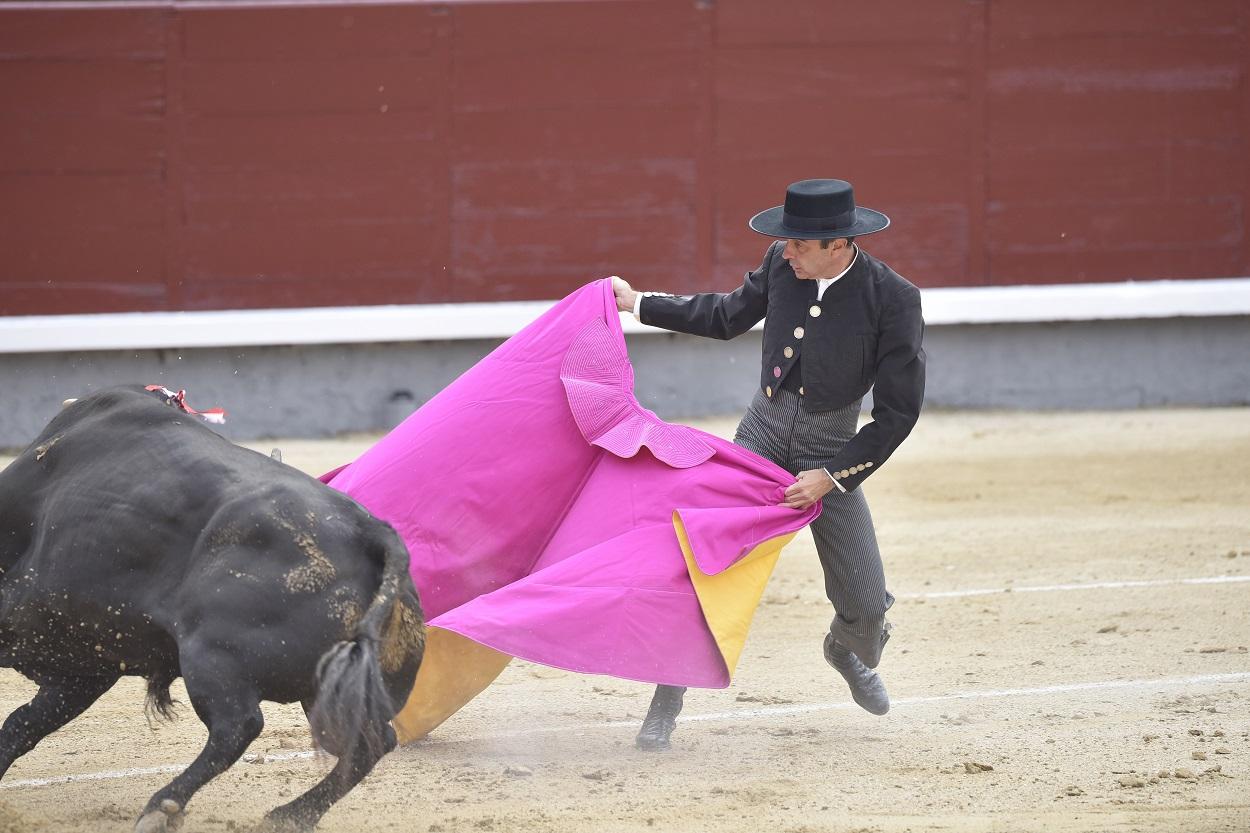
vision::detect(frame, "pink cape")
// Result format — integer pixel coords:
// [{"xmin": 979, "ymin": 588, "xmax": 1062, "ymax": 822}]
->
[{"xmin": 322, "ymin": 279, "xmax": 818, "ymax": 735}]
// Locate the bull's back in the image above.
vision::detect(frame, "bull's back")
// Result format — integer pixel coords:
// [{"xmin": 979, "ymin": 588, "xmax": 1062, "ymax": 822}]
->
[{"xmin": 2, "ymin": 388, "xmax": 263, "ymax": 588}]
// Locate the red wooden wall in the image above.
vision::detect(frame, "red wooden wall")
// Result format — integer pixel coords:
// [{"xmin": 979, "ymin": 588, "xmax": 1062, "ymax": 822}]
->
[{"xmin": 2, "ymin": 0, "xmax": 1247, "ymax": 316}]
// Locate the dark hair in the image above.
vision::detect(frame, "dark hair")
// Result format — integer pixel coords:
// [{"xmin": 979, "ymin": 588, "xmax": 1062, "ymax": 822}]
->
[{"xmin": 819, "ymin": 236, "xmax": 855, "ymax": 250}]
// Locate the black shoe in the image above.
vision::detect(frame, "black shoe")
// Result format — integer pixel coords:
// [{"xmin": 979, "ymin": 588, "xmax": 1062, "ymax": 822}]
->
[
  {"xmin": 823, "ymin": 634, "xmax": 889, "ymax": 715},
  {"xmin": 635, "ymin": 685, "xmax": 686, "ymax": 751}
]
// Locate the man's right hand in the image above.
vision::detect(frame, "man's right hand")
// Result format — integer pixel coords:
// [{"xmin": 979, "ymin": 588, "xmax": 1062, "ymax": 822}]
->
[{"xmin": 610, "ymin": 276, "xmax": 637, "ymax": 314}]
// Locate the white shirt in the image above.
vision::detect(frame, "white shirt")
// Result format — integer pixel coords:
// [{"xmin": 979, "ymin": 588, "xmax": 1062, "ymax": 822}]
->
[{"xmin": 816, "ymin": 244, "xmax": 858, "ymax": 300}]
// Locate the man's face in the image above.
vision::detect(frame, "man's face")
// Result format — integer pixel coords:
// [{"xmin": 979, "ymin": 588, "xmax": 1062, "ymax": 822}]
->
[{"xmin": 782, "ymin": 238, "xmax": 845, "ymax": 280}]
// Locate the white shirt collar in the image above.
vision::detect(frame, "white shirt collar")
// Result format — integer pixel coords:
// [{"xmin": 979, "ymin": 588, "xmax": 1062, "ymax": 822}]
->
[{"xmin": 817, "ymin": 244, "xmax": 858, "ymax": 301}]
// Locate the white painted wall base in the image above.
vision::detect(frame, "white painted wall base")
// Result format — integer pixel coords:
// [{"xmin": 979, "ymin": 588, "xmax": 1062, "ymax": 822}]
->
[
  {"xmin": 4, "ymin": 277, "xmax": 1250, "ymax": 354},
  {"xmin": 1, "ymin": 313, "xmax": 1247, "ymax": 448}
]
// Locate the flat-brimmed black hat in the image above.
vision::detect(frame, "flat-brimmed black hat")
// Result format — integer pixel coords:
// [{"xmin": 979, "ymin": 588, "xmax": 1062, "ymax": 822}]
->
[{"xmin": 748, "ymin": 179, "xmax": 890, "ymax": 240}]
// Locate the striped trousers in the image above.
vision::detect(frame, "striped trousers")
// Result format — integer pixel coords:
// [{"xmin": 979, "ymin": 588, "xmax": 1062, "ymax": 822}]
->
[{"xmin": 734, "ymin": 386, "xmax": 894, "ymax": 667}]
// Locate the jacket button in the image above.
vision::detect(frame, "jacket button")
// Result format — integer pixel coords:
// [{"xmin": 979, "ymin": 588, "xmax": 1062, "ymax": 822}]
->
[
  {"xmin": 794, "ymin": 327, "xmax": 805, "ymax": 339},
  {"xmin": 773, "ymin": 366, "xmax": 781, "ymax": 378},
  {"xmin": 765, "ymin": 386, "xmax": 773, "ymax": 397},
  {"xmin": 799, "ymin": 386, "xmax": 805, "ymax": 396},
  {"xmin": 783, "ymin": 346, "xmax": 794, "ymax": 358},
  {"xmin": 809, "ymin": 305, "xmax": 821, "ymax": 317}
]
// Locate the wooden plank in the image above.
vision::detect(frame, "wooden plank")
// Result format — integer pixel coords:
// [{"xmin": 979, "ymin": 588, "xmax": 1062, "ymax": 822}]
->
[
  {"xmin": 185, "ymin": 168, "xmax": 440, "ymax": 226},
  {"xmin": 454, "ymin": 49, "xmax": 700, "ymax": 112},
  {"xmin": 0, "ymin": 283, "xmax": 168, "ymax": 316},
  {"xmin": 0, "ymin": 115, "xmax": 164, "ymax": 173},
  {"xmin": 429, "ymin": 262, "xmax": 690, "ymax": 304},
  {"xmin": 182, "ymin": 56, "xmax": 440, "ymax": 116},
  {"xmin": 182, "ymin": 110, "xmax": 436, "ymax": 172},
  {"xmin": 179, "ymin": 277, "xmax": 426, "ymax": 311},
  {"xmin": 989, "ymin": 89, "xmax": 1241, "ymax": 146},
  {"xmin": 452, "ymin": 1, "xmax": 701, "ymax": 55},
  {"xmin": 717, "ymin": 96, "xmax": 968, "ymax": 158},
  {"xmin": 0, "ymin": 8, "xmax": 166, "ymax": 60},
  {"xmin": 180, "ymin": 4, "xmax": 435, "ymax": 60},
  {"xmin": 0, "ymin": 59, "xmax": 163, "ymax": 116},
  {"xmin": 866, "ymin": 206, "xmax": 973, "ymax": 287},
  {"xmin": 986, "ymin": 247, "xmax": 1245, "ymax": 284},
  {"xmin": 182, "ymin": 219, "xmax": 441, "ymax": 283},
  {"xmin": 454, "ymin": 105, "xmax": 698, "ymax": 160},
  {"xmin": 2, "ymin": 168, "xmax": 165, "ymax": 307},
  {"xmin": 693, "ymin": 0, "xmax": 716, "ymax": 297},
  {"xmin": 163, "ymin": 8, "xmax": 185, "ymax": 312},
  {"xmin": 451, "ymin": 160, "xmax": 695, "ymax": 219},
  {"xmin": 991, "ymin": 140, "xmax": 1241, "ymax": 203},
  {"xmin": 966, "ymin": 0, "xmax": 990, "ymax": 285},
  {"xmin": 1240, "ymin": 1, "xmax": 1250, "ymax": 276},
  {"xmin": 0, "ymin": 172, "xmax": 164, "ymax": 228},
  {"xmin": 715, "ymin": 44, "xmax": 970, "ymax": 104},
  {"xmin": 985, "ymin": 197, "xmax": 1240, "ymax": 252},
  {"xmin": 988, "ymin": 37, "xmax": 1244, "ymax": 91},
  {"xmin": 717, "ymin": 0, "xmax": 973, "ymax": 45},
  {"xmin": 449, "ymin": 213, "xmax": 696, "ymax": 298},
  {"xmin": 713, "ymin": 152, "xmax": 961, "ymax": 203},
  {"xmin": 991, "ymin": 0, "xmax": 1242, "ymax": 40},
  {"xmin": 5, "ymin": 223, "xmax": 165, "ymax": 287}
]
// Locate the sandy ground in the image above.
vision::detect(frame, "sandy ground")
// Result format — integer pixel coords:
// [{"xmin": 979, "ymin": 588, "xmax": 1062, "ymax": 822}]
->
[{"xmin": 1, "ymin": 407, "xmax": 1248, "ymax": 833}]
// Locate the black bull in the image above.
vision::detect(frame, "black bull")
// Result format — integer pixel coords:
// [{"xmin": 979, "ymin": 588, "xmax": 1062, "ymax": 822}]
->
[{"xmin": 0, "ymin": 386, "xmax": 425, "ymax": 831}]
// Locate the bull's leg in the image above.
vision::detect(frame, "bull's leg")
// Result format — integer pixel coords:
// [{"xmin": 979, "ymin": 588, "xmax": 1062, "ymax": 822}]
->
[
  {"xmin": 135, "ymin": 654, "xmax": 264, "ymax": 833},
  {"xmin": 260, "ymin": 722, "xmax": 397, "ymax": 832},
  {"xmin": 0, "ymin": 674, "xmax": 119, "ymax": 780}
]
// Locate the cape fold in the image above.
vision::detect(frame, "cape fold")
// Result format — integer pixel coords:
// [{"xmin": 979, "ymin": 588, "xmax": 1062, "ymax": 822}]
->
[{"xmin": 323, "ymin": 279, "xmax": 819, "ymax": 742}]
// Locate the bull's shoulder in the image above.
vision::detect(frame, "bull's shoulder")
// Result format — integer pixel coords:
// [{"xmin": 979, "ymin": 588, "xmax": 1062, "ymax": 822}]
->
[{"xmin": 0, "ymin": 385, "xmax": 244, "ymax": 517}]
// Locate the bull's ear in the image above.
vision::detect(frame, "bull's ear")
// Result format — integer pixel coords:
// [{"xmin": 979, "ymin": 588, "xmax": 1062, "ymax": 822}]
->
[{"xmin": 61, "ymin": 398, "xmax": 78, "ymax": 408}]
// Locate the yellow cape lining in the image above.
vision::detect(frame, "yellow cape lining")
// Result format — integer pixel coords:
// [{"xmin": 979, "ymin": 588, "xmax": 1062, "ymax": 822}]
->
[
  {"xmin": 673, "ymin": 513, "xmax": 795, "ymax": 677},
  {"xmin": 392, "ymin": 522, "xmax": 797, "ymax": 744},
  {"xmin": 392, "ymin": 626, "xmax": 511, "ymax": 744}
]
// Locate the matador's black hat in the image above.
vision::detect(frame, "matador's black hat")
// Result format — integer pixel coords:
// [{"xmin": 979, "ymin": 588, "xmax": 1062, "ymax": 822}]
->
[{"xmin": 749, "ymin": 179, "xmax": 890, "ymax": 240}]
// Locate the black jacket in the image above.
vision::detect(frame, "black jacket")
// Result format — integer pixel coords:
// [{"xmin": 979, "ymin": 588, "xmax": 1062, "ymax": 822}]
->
[{"xmin": 639, "ymin": 242, "xmax": 925, "ymax": 492}]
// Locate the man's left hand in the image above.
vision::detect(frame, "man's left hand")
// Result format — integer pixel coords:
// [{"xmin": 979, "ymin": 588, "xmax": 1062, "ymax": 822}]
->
[{"xmin": 782, "ymin": 469, "xmax": 834, "ymax": 509}]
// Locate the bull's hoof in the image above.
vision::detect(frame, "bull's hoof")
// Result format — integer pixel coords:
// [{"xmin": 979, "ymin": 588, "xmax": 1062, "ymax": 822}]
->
[{"xmin": 134, "ymin": 799, "xmax": 184, "ymax": 833}]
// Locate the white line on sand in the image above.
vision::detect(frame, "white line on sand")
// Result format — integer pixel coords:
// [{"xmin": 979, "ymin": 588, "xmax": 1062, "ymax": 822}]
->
[
  {"xmin": 4, "ymin": 671, "xmax": 1246, "ymax": 790},
  {"xmin": 899, "ymin": 574, "xmax": 1250, "ymax": 600}
]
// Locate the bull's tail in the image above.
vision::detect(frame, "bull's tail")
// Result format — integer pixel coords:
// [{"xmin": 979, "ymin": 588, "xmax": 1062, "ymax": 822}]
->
[
  {"xmin": 144, "ymin": 668, "xmax": 180, "ymax": 725},
  {"xmin": 308, "ymin": 525, "xmax": 424, "ymax": 762}
]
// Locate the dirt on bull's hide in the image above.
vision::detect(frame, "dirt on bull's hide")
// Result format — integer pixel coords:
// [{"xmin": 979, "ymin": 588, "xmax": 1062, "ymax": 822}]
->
[
  {"xmin": 278, "ymin": 515, "xmax": 337, "ymax": 594},
  {"xmin": 328, "ymin": 588, "xmax": 364, "ymax": 633},
  {"xmin": 379, "ymin": 599, "xmax": 426, "ymax": 675}
]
